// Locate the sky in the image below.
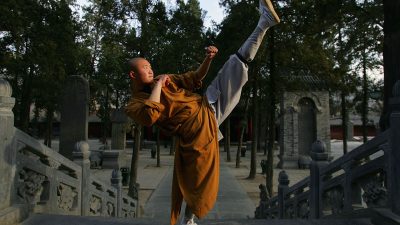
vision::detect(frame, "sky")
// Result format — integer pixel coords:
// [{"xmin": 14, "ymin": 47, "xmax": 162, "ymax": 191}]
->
[
  {"xmin": 75, "ymin": 0, "xmax": 225, "ymax": 28},
  {"xmin": 163, "ymin": 0, "xmax": 225, "ymax": 28}
]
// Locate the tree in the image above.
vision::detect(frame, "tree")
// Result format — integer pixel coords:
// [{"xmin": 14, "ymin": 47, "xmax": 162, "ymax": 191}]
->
[
  {"xmin": 128, "ymin": 123, "xmax": 141, "ymax": 199},
  {"xmin": 224, "ymin": 116, "xmax": 232, "ymax": 162}
]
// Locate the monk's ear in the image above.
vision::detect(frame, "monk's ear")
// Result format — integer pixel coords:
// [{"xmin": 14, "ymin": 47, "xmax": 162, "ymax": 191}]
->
[{"xmin": 129, "ymin": 71, "xmax": 135, "ymax": 80}]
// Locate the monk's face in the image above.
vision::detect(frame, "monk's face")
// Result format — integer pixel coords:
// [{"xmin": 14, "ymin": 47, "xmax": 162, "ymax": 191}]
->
[{"xmin": 129, "ymin": 59, "xmax": 154, "ymax": 85}]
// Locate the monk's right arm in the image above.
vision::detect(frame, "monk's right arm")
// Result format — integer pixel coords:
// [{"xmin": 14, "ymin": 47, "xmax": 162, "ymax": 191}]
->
[
  {"xmin": 149, "ymin": 74, "xmax": 170, "ymax": 103},
  {"xmin": 125, "ymin": 99, "xmax": 165, "ymax": 127},
  {"xmin": 148, "ymin": 81, "xmax": 162, "ymax": 103}
]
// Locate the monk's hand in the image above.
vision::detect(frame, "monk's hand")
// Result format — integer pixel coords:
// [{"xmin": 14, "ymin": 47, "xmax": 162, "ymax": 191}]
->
[
  {"xmin": 205, "ymin": 46, "xmax": 218, "ymax": 60},
  {"xmin": 155, "ymin": 75, "xmax": 170, "ymax": 87}
]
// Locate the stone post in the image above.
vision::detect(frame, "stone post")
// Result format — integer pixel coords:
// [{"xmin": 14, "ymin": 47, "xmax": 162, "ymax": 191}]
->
[
  {"xmin": 309, "ymin": 140, "xmax": 329, "ymax": 219},
  {"xmin": 389, "ymin": 80, "xmax": 400, "ymax": 215},
  {"xmin": 0, "ymin": 79, "xmax": 16, "ymax": 212},
  {"xmin": 79, "ymin": 141, "xmax": 90, "ymax": 216},
  {"xmin": 111, "ymin": 109, "xmax": 128, "ymax": 150},
  {"xmin": 111, "ymin": 169, "xmax": 122, "ymax": 217},
  {"xmin": 341, "ymin": 160, "xmax": 354, "ymax": 211},
  {"xmin": 278, "ymin": 170, "xmax": 289, "ymax": 219},
  {"xmin": 347, "ymin": 120, "xmax": 354, "ymax": 140}
]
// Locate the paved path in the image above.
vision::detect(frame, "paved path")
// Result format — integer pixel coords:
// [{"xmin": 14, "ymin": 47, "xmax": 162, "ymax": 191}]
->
[
  {"xmin": 23, "ymin": 214, "xmax": 373, "ymax": 225},
  {"xmin": 143, "ymin": 158, "xmax": 255, "ymax": 222}
]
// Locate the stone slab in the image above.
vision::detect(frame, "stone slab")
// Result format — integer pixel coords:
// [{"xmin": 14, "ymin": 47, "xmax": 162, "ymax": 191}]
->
[{"xmin": 22, "ymin": 214, "xmax": 373, "ymax": 225}]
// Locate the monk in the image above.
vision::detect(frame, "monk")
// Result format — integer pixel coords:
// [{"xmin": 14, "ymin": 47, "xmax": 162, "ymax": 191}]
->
[{"xmin": 125, "ymin": 1, "xmax": 280, "ymax": 224}]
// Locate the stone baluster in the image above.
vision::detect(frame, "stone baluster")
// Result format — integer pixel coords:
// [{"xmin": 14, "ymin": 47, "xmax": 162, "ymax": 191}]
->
[
  {"xmin": 340, "ymin": 160, "xmax": 353, "ymax": 212},
  {"xmin": 278, "ymin": 170, "xmax": 289, "ymax": 219},
  {"xmin": 111, "ymin": 169, "xmax": 122, "ymax": 217},
  {"xmin": 389, "ymin": 80, "xmax": 400, "ymax": 215},
  {"xmin": 0, "ymin": 79, "xmax": 16, "ymax": 212},
  {"xmin": 309, "ymin": 140, "xmax": 329, "ymax": 218},
  {"xmin": 79, "ymin": 141, "xmax": 90, "ymax": 216}
]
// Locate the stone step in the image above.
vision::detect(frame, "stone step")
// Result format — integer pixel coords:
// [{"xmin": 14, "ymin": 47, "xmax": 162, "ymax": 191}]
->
[{"xmin": 22, "ymin": 214, "xmax": 373, "ymax": 225}]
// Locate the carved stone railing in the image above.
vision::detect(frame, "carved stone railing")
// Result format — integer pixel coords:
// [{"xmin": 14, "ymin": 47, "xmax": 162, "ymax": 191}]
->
[
  {"xmin": 256, "ymin": 80, "xmax": 400, "ymax": 220},
  {"xmin": 0, "ymin": 79, "xmax": 138, "ymax": 225}
]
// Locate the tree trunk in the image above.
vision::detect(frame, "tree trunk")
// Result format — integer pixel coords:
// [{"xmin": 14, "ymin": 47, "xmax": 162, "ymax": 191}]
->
[
  {"xmin": 341, "ymin": 91, "xmax": 348, "ymax": 154},
  {"xmin": 266, "ymin": 27, "xmax": 276, "ymax": 197},
  {"xmin": 225, "ymin": 116, "xmax": 231, "ymax": 162},
  {"xmin": 44, "ymin": 108, "xmax": 54, "ymax": 148},
  {"xmin": 362, "ymin": 45, "xmax": 368, "ymax": 143},
  {"xmin": 248, "ymin": 68, "xmax": 259, "ymax": 179},
  {"xmin": 156, "ymin": 128, "xmax": 161, "ymax": 167},
  {"xmin": 382, "ymin": 0, "xmax": 400, "ymax": 131},
  {"xmin": 17, "ymin": 68, "xmax": 33, "ymax": 132},
  {"xmin": 236, "ymin": 96, "xmax": 250, "ymax": 168},
  {"xmin": 266, "ymin": 113, "xmax": 275, "ymax": 197},
  {"xmin": 128, "ymin": 124, "xmax": 141, "ymax": 198},
  {"xmin": 264, "ymin": 116, "xmax": 270, "ymax": 155},
  {"xmin": 257, "ymin": 110, "xmax": 262, "ymax": 153}
]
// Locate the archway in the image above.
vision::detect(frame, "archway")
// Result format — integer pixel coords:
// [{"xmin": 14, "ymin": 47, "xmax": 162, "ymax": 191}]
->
[{"xmin": 298, "ymin": 97, "xmax": 317, "ymax": 156}]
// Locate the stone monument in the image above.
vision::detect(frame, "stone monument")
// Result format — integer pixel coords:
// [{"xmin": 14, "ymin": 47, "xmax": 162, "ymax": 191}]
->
[
  {"xmin": 59, "ymin": 75, "xmax": 89, "ymax": 160},
  {"xmin": 111, "ymin": 109, "xmax": 128, "ymax": 150},
  {"xmin": 278, "ymin": 75, "xmax": 331, "ymax": 169}
]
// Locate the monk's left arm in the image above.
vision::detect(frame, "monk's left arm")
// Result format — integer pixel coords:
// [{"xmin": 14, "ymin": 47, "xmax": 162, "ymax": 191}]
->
[{"xmin": 194, "ymin": 46, "xmax": 218, "ymax": 81}]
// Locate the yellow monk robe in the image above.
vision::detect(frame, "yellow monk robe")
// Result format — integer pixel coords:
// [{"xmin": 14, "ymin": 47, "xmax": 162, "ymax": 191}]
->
[{"xmin": 125, "ymin": 71, "xmax": 220, "ymax": 225}]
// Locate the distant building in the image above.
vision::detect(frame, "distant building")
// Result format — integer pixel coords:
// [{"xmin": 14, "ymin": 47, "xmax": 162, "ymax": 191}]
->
[{"xmin": 278, "ymin": 75, "xmax": 330, "ymax": 169}]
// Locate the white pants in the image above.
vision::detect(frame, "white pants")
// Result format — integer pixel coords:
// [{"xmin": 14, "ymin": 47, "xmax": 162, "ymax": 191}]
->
[{"xmin": 205, "ymin": 26, "xmax": 268, "ymax": 141}]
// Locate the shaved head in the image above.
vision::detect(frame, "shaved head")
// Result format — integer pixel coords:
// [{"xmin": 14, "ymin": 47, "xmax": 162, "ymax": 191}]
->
[{"xmin": 129, "ymin": 57, "xmax": 147, "ymax": 72}]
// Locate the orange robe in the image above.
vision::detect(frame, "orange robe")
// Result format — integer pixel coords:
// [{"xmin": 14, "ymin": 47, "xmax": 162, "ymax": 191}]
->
[{"xmin": 125, "ymin": 71, "xmax": 220, "ymax": 225}]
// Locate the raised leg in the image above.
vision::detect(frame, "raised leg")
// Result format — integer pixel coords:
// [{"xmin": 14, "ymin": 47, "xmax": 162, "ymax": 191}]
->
[{"xmin": 206, "ymin": 0, "xmax": 280, "ymax": 135}]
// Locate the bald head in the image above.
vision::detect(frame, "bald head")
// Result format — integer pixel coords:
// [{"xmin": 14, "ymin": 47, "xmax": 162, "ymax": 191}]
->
[
  {"xmin": 129, "ymin": 57, "xmax": 147, "ymax": 72},
  {"xmin": 128, "ymin": 57, "xmax": 154, "ymax": 85}
]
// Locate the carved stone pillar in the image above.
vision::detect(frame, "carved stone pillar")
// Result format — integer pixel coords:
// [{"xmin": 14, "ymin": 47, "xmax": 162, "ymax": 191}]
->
[
  {"xmin": 111, "ymin": 169, "xmax": 122, "ymax": 217},
  {"xmin": 278, "ymin": 170, "xmax": 289, "ymax": 219},
  {"xmin": 309, "ymin": 140, "xmax": 329, "ymax": 219},
  {"xmin": 0, "ymin": 78, "xmax": 16, "ymax": 211},
  {"xmin": 389, "ymin": 80, "xmax": 400, "ymax": 215},
  {"xmin": 79, "ymin": 141, "xmax": 90, "ymax": 216}
]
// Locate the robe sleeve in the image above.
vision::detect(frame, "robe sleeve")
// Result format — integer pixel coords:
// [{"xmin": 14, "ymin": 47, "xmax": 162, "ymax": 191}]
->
[
  {"xmin": 169, "ymin": 71, "xmax": 202, "ymax": 91},
  {"xmin": 125, "ymin": 99, "xmax": 165, "ymax": 126}
]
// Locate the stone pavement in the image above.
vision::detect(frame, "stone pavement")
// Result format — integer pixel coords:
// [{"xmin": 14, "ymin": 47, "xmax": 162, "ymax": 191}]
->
[
  {"xmin": 222, "ymin": 140, "xmax": 365, "ymax": 207},
  {"xmin": 143, "ymin": 159, "xmax": 255, "ymax": 222},
  {"xmin": 23, "ymin": 214, "xmax": 373, "ymax": 225}
]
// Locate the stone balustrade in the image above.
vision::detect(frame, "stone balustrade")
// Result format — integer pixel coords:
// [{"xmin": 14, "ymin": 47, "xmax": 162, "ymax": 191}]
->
[
  {"xmin": 256, "ymin": 80, "xmax": 400, "ymax": 220},
  {"xmin": 0, "ymin": 78, "xmax": 138, "ymax": 225}
]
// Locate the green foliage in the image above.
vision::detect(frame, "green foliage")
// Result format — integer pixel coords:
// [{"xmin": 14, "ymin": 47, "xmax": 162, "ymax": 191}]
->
[{"xmin": 0, "ymin": 0, "xmax": 383, "ymax": 139}]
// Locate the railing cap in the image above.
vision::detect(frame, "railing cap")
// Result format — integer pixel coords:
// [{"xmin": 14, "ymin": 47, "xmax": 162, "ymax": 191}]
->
[
  {"xmin": 0, "ymin": 78, "xmax": 12, "ymax": 97},
  {"xmin": 278, "ymin": 170, "xmax": 289, "ymax": 186},
  {"xmin": 76, "ymin": 141, "xmax": 90, "ymax": 159},
  {"xmin": 311, "ymin": 140, "xmax": 329, "ymax": 161},
  {"xmin": 311, "ymin": 140, "xmax": 326, "ymax": 153},
  {"xmin": 111, "ymin": 169, "xmax": 121, "ymax": 186}
]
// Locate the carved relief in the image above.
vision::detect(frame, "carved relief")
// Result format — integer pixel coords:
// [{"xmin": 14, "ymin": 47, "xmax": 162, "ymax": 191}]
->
[
  {"xmin": 328, "ymin": 188, "xmax": 344, "ymax": 214},
  {"xmin": 106, "ymin": 202, "xmax": 115, "ymax": 216},
  {"xmin": 298, "ymin": 201, "xmax": 309, "ymax": 219},
  {"xmin": 89, "ymin": 196, "xmax": 102, "ymax": 215},
  {"xmin": 57, "ymin": 183, "xmax": 78, "ymax": 211},
  {"xmin": 47, "ymin": 158, "xmax": 61, "ymax": 169},
  {"xmin": 255, "ymin": 184, "xmax": 269, "ymax": 219},
  {"xmin": 17, "ymin": 169, "xmax": 46, "ymax": 204},
  {"xmin": 361, "ymin": 180, "xmax": 388, "ymax": 208},
  {"xmin": 285, "ymin": 205, "xmax": 295, "ymax": 219},
  {"xmin": 122, "ymin": 209, "xmax": 136, "ymax": 218}
]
